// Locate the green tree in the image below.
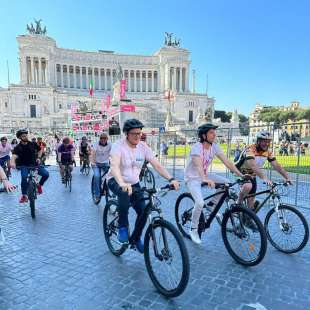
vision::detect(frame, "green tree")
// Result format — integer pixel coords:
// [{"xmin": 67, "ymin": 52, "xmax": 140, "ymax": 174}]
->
[{"xmin": 214, "ymin": 110, "xmax": 231, "ymax": 123}]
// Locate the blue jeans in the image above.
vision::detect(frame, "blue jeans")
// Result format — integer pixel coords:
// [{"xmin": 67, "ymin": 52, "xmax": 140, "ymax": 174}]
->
[
  {"xmin": 92, "ymin": 163, "xmax": 109, "ymax": 198},
  {"xmin": 20, "ymin": 166, "xmax": 49, "ymax": 195},
  {"xmin": 108, "ymin": 178, "xmax": 147, "ymax": 243}
]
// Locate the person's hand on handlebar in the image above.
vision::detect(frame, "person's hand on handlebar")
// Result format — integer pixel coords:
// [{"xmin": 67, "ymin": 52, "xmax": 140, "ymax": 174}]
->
[
  {"xmin": 2, "ymin": 179, "xmax": 16, "ymax": 192},
  {"xmin": 120, "ymin": 183, "xmax": 132, "ymax": 195},
  {"xmin": 170, "ymin": 179, "xmax": 180, "ymax": 191},
  {"xmin": 202, "ymin": 178, "xmax": 216, "ymax": 188},
  {"xmin": 263, "ymin": 177, "xmax": 273, "ymax": 187},
  {"xmin": 285, "ymin": 177, "xmax": 293, "ymax": 185}
]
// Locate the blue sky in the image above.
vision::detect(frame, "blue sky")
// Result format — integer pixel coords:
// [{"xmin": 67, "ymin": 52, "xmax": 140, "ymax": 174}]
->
[{"xmin": 0, "ymin": 0, "xmax": 309, "ymax": 115}]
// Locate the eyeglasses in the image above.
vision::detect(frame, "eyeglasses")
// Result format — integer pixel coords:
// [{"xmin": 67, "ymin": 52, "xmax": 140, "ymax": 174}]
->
[{"xmin": 128, "ymin": 132, "xmax": 142, "ymax": 137}]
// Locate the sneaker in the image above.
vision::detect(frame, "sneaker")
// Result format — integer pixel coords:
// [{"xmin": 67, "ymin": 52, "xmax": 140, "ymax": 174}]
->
[
  {"xmin": 134, "ymin": 239, "xmax": 144, "ymax": 254},
  {"xmin": 19, "ymin": 195, "xmax": 28, "ymax": 203},
  {"xmin": 37, "ymin": 184, "xmax": 43, "ymax": 195},
  {"xmin": 189, "ymin": 229, "xmax": 201, "ymax": 245},
  {"xmin": 0, "ymin": 228, "xmax": 5, "ymax": 246},
  {"xmin": 118, "ymin": 227, "xmax": 129, "ymax": 244}
]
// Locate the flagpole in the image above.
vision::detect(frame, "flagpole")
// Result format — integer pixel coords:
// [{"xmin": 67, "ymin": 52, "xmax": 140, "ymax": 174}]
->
[{"xmin": 6, "ymin": 60, "xmax": 10, "ymax": 87}]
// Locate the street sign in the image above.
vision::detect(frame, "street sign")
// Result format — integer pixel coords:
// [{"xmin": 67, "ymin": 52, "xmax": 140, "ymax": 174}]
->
[{"xmin": 159, "ymin": 126, "xmax": 165, "ymax": 133}]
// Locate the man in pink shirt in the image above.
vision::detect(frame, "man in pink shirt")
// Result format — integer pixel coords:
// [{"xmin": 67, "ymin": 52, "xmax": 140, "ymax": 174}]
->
[
  {"xmin": 108, "ymin": 119, "xmax": 179, "ymax": 253},
  {"xmin": 0, "ymin": 137, "xmax": 12, "ymax": 176}
]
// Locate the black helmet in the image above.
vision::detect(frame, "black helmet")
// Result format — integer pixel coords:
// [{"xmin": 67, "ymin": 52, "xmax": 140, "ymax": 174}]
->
[
  {"xmin": 16, "ymin": 129, "xmax": 28, "ymax": 139},
  {"xmin": 123, "ymin": 119, "xmax": 144, "ymax": 133},
  {"xmin": 198, "ymin": 123, "xmax": 218, "ymax": 136}
]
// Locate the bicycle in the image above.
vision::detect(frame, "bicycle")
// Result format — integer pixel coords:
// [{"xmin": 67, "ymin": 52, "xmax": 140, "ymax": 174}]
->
[
  {"xmin": 63, "ymin": 163, "xmax": 72, "ymax": 192},
  {"xmin": 175, "ymin": 180, "xmax": 268, "ymax": 266},
  {"xmin": 103, "ymin": 184, "xmax": 190, "ymax": 297},
  {"xmin": 91, "ymin": 165, "xmax": 113, "ymax": 205},
  {"xmin": 17, "ymin": 166, "xmax": 44, "ymax": 219},
  {"xmin": 2, "ymin": 160, "xmax": 11, "ymax": 180},
  {"xmin": 139, "ymin": 160, "xmax": 155, "ymax": 189},
  {"xmin": 80, "ymin": 154, "xmax": 90, "ymax": 176},
  {"xmin": 243, "ymin": 181, "xmax": 309, "ymax": 254}
]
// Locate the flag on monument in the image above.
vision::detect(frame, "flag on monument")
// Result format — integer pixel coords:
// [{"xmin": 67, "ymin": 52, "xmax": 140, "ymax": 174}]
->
[{"xmin": 89, "ymin": 79, "xmax": 94, "ymax": 97}]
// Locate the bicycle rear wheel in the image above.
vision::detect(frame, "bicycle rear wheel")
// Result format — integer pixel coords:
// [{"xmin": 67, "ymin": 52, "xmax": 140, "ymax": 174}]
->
[
  {"xmin": 175, "ymin": 192, "xmax": 194, "ymax": 239},
  {"xmin": 221, "ymin": 205, "xmax": 267, "ymax": 266},
  {"xmin": 264, "ymin": 204, "xmax": 309, "ymax": 253},
  {"xmin": 103, "ymin": 200, "xmax": 127, "ymax": 256},
  {"xmin": 144, "ymin": 219, "xmax": 190, "ymax": 298}
]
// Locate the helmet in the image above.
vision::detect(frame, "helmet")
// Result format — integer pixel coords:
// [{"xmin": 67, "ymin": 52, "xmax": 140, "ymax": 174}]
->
[
  {"xmin": 16, "ymin": 129, "xmax": 28, "ymax": 139},
  {"xmin": 198, "ymin": 123, "xmax": 218, "ymax": 143},
  {"xmin": 82, "ymin": 136, "xmax": 87, "ymax": 140},
  {"xmin": 256, "ymin": 130, "xmax": 272, "ymax": 141},
  {"xmin": 123, "ymin": 119, "xmax": 144, "ymax": 133}
]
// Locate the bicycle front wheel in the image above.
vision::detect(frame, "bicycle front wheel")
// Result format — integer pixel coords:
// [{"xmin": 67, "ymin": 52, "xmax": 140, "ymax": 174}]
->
[
  {"xmin": 222, "ymin": 205, "xmax": 267, "ymax": 266},
  {"xmin": 144, "ymin": 219, "xmax": 190, "ymax": 298},
  {"xmin": 265, "ymin": 204, "xmax": 309, "ymax": 254},
  {"xmin": 103, "ymin": 200, "xmax": 127, "ymax": 256},
  {"xmin": 27, "ymin": 181, "xmax": 36, "ymax": 219}
]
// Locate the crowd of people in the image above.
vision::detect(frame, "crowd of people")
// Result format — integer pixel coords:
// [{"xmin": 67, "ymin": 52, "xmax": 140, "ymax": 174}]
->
[{"xmin": 0, "ymin": 118, "xmax": 294, "ymax": 248}]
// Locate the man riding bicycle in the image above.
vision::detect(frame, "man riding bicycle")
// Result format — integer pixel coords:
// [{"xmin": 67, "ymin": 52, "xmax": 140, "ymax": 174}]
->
[
  {"xmin": 58, "ymin": 137, "xmax": 75, "ymax": 183},
  {"xmin": 90, "ymin": 132, "xmax": 112, "ymax": 202},
  {"xmin": 107, "ymin": 119, "xmax": 179, "ymax": 253},
  {"xmin": 184, "ymin": 123, "xmax": 246, "ymax": 244},
  {"xmin": 0, "ymin": 136, "xmax": 12, "ymax": 177},
  {"xmin": 79, "ymin": 136, "xmax": 91, "ymax": 172},
  {"xmin": 235, "ymin": 130, "xmax": 292, "ymax": 209},
  {"xmin": 11, "ymin": 129, "xmax": 49, "ymax": 203}
]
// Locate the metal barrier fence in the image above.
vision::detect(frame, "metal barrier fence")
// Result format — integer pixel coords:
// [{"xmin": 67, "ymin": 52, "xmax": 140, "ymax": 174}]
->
[{"xmin": 152, "ymin": 122, "xmax": 310, "ymax": 208}]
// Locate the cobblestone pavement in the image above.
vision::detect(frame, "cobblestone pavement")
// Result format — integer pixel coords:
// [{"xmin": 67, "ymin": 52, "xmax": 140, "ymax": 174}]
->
[{"xmin": 0, "ymin": 167, "xmax": 309, "ymax": 310}]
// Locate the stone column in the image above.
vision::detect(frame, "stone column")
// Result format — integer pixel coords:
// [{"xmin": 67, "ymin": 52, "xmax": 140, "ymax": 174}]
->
[
  {"xmin": 61, "ymin": 64, "xmax": 64, "ymax": 88},
  {"xmin": 73, "ymin": 66, "xmax": 77, "ymax": 88},
  {"xmin": 79, "ymin": 67, "xmax": 82, "ymax": 89},
  {"xmin": 179, "ymin": 67, "xmax": 183, "ymax": 92},
  {"xmin": 31, "ymin": 59, "xmax": 34, "ymax": 84},
  {"xmin": 134, "ymin": 71, "xmax": 137, "ymax": 92},
  {"xmin": 86, "ymin": 67, "xmax": 89, "ymax": 90},
  {"xmin": 164, "ymin": 64, "xmax": 169, "ymax": 90},
  {"xmin": 67, "ymin": 65, "xmax": 70, "ymax": 88},
  {"xmin": 44, "ymin": 60, "xmax": 48, "ymax": 85},
  {"xmin": 146, "ymin": 71, "xmax": 149, "ymax": 92},
  {"xmin": 104, "ymin": 69, "xmax": 107, "ymax": 90},
  {"xmin": 151, "ymin": 71, "xmax": 154, "ymax": 92},
  {"xmin": 140, "ymin": 71, "xmax": 143, "ymax": 92},
  {"xmin": 172, "ymin": 67, "xmax": 176, "ymax": 91},
  {"xmin": 185, "ymin": 67, "xmax": 189, "ymax": 92},
  {"xmin": 92, "ymin": 67, "xmax": 95, "ymax": 87},
  {"xmin": 98, "ymin": 68, "xmax": 101, "ymax": 90},
  {"xmin": 38, "ymin": 58, "xmax": 42, "ymax": 85}
]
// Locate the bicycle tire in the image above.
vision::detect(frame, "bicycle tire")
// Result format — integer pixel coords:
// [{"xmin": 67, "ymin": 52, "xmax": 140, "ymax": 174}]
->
[
  {"xmin": 175, "ymin": 192, "xmax": 194, "ymax": 239},
  {"xmin": 143, "ymin": 168, "xmax": 155, "ymax": 189},
  {"xmin": 144, "ymin": 219, "xmax": 190, "ymax": 298},
  {"xmin": 103, "ymin": 200, "xmax": 127, "ymax": 256},
  {"xmin": 264, "ymin": 204, "xmax": 309, "ymax": 254},
  {"xmin": 27, "ymin": 181, "xmax": 36, "ymax": 219},
  {"xmin": 69, "ymin": 175, "xmax": 72, "ymax": 192},
  {"xmin": 221, "ymin": 205, "xmax": 267, "ymax": 266},
  {"xmin": 85, "ymin": 164, "xmax": 90, "ymax": 176},
  {"xmin": 91, "ymin": 175, "xmax": 101, "ymax": 205}
]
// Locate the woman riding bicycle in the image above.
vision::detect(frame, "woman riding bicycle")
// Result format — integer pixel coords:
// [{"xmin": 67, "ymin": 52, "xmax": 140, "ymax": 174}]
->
[
  {"xmin": 107, "ymin": 119, "xmax": 179, "ymax": 253},
  {"xmin": 184, "ymin": 123, "xmax": 245, "ymax": 244},
  {"xmin": 58, "ymin": 137, "xmax": 75, "ymax": 183},
  {"xmin": 90, "ymin": 132, "xmax": 112, "ymax": 203}
]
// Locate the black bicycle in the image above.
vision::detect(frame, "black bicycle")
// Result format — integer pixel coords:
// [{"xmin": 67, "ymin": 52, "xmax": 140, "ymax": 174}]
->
[
  {"xmin": 64, "ymin": 163, "xmax": 72, "ymax": 192},
  {"xmin": 175, "ymin": 180, "xmax": 267, "ymax": 266},
  {"xmin": 139, "ymin": 160, "xmax": 155, "ymax": 190},
  {"xmin": 17, "ymin": 166, "xmax": 42, "ymax": 219},
  {"xmin": 80, "ymin": 154, "xmax": 90, "ymax": 176},
  {"xmin": 243, "ymin": 181, "xmax": 309, "ymax": 254},
  {"xmin": 91, "ymin": 165, "xmax": 113, "ymax": 205},
  {"xmin": 103, "ymin": 184, "xmax": 190, "ymax": 298}
]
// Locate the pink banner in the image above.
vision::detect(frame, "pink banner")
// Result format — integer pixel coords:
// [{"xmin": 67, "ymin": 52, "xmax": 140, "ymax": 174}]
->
[
  {"xmin": 93, "ymin": 123, "xmax": 100, "ymax": 131},
  {"xmin": 83, "ymin": 114, "xmax": 91, "ymax": 121},
  {"xmin": 106, "ymin": 95, "xmax": 111, "ymax": 110},
  {"xmin": 120, "ymin": 80, "xmax": 126, "ymax": 99},
  {"xmin": 82, "ymin": 124, "xmax": 88, "ymax": 131},
  {"xmin": 71, "ymin": 103, "xmax": 77, "ymax": 115},
  {"xmin": 101, "ymin": 98, "xmax": 106, "ymax": 112},
  {"xmin": 120, "ymin": 104, "xmax": 135, "ymax": 112},
  {"xmin": 72, "ymin": 114, "xmax": 81, "ymax": 121}
]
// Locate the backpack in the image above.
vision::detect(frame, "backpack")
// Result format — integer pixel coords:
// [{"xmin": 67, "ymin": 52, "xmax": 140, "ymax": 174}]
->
[{"xmin": 234, "ymin": 147, "xmax": 248, "ymax": 170}]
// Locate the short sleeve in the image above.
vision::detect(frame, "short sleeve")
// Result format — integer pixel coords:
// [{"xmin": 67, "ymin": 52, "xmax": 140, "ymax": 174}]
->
[
  {"xmin": 267, "ymin": 151, "xmax": 276, "ymax": 162},
  {"xmin": 12, "ymin": 145, "xmax": 19, "ymax": 156},
  {"xmin": 190, "ymin": 143, "xmax": 201, "ymax": 157}
]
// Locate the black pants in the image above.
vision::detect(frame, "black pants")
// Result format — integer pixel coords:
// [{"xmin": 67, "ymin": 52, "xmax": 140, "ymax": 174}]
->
[{"xmin": 108, "ymin": 178, "xmax": 147, "ymax": 243}]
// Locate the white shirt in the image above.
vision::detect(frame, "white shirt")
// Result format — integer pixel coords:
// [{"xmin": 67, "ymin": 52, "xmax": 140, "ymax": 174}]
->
[
  {"xmin": 184, "ymin": 142, "xmax": 224, "ymax": 182},
  {"xmin": 0, "ymin": 143, "xmax": 12, "ymax": 159},
  {"xmin": 93, "ymin": 142, "xmax": 111, "ymax": 164},
  {"xmin": 107, "ymin": 138, "xmax": 155, "ymax": 185}
]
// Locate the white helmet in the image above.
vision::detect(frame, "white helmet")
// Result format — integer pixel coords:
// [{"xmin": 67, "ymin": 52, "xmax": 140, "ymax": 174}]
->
[{"xmin": 256, "ymin": 130, "xmax": 272, "ymax": 141}]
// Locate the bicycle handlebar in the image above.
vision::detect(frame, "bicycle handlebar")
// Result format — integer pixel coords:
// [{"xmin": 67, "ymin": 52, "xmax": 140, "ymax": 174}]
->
[{"xmin": 201, "ymin": 178, "xmax": 246, "ymax": 190}]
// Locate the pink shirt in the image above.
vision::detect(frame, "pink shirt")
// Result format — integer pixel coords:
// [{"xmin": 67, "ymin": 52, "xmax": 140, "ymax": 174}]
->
[
  {"xmin": 108, "ymin": 138, "xmax": 155, "ymax": 185},
  {"xmin": 184, "ymin": 142, "xmax": 224, "ymax": 182},
  {"xmin": 0, "ymin": 143, "xmax": 12, "ymax": 159}
]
